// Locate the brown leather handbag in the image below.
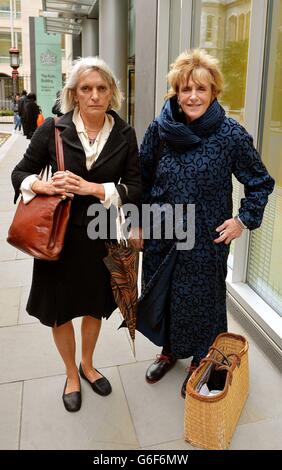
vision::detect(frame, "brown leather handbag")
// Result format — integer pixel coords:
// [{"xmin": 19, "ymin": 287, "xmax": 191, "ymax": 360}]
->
[{"xmin": 7, "ymin": 126, "xmax": 71, "ymax": 261}]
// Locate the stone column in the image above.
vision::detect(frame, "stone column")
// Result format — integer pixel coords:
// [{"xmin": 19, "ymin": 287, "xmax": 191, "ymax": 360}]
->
[
  {"xmin": 82, "ymin": 19, "xmax": 99, "ymax": 57},
  {"xmin": 134, "ymin": 0, "xmax": 158, "ymax": 143},
  {"xmin": 99, "ymin": 0, "xmax": 128, "ymax": 118}
]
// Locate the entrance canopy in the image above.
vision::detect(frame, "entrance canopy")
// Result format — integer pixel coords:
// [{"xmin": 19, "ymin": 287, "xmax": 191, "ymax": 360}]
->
[{"xmin": 41, "ymin": 0, "xmax": 98, "ymax": 35}]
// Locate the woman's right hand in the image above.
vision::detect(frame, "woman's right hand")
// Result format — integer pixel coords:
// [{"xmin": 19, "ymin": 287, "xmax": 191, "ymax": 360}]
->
[{"xmin": 31, "ymin": 175, "xmax": 74, "ymax": 199}]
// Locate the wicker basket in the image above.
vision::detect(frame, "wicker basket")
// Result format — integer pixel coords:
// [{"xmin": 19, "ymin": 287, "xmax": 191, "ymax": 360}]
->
[{"xmin": 184, "ymin": 332, "xmax": 249, "ymax": 450}]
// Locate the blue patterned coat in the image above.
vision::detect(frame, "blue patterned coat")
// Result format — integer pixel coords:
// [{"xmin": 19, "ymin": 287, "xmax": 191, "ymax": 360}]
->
[{"xmin": 139, "ymin": 97, "xmax": 274, "ymax": 362}]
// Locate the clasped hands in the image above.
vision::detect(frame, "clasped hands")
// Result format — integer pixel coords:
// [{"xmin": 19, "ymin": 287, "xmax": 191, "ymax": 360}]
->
[{"xmin": 33, "ymin": 170, "xmax": 95, "ymax": 199}]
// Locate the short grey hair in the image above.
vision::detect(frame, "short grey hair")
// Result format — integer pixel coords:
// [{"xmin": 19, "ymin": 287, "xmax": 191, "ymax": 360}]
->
[{"xmin": 60, "ymin": 56, "xmax": 123, "ymax": 114}]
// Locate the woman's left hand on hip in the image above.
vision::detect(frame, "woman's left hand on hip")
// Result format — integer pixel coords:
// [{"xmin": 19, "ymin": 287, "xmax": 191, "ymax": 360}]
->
[{"xmin": 214, "ymin": 218, "xmax": 243, "ymax": 245}]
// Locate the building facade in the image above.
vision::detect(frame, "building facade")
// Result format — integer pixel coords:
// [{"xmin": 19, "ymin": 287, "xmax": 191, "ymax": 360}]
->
[{"xmin": 0, "ymin": 0, "xmax": 71, "ymax": 110}]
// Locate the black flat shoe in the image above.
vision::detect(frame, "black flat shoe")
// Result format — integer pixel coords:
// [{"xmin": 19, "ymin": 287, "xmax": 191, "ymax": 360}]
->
[
  {"xmin": 145, "ymin": 354, "xmax": 177, "ymax": 383},
  {"xmin": 79, "ymin": 363, "xmax": 112, "ymax": 396},
  {"xmin": 62, "ymin": 378, "xmax": 82, "ymax": 412}
]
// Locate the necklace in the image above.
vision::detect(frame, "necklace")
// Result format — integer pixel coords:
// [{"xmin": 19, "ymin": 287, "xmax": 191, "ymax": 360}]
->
[
  {"xmin": 85, "ymin": 127, "xmax": 102, "ymax": 132},
  {"xmin": 88, "ymin": 133, "xmax": 100, "ymax": 147},
  {"xmin": 85, "ymin": 126, "xmax": 102, "ymax": 132}
]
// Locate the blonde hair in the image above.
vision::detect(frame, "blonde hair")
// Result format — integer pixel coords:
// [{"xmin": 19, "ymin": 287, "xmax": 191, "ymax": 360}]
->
[
  {"xmin": 166, "ymin": 49, "xmax": 224, "ymax": 100},
  {"xmin": 60, "ymin": 56, "xmax": 123, "ymax": 114}
]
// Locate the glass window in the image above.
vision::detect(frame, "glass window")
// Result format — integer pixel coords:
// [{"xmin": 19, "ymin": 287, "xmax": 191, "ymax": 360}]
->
[
  {"xmin": 247, "ymin": 0, "xmax": 282, "ymax": 316},
  {"xmin": 0, "ymin": 0, "xmax": 21, "ymax": 17},
  {"xmin": 0, "ymin": 31, "xmax": 22, "ymax": 64},
  {"xmin": 0, "ymin": 32, "xmax": 10, "ymax": 63},
  {"xmin": 0, "ymin": 0, "xmax": 10, "ymax": 13},
  {"xmin": 198, "ymin": 0, "xmax": 252, "ymax": 266}
]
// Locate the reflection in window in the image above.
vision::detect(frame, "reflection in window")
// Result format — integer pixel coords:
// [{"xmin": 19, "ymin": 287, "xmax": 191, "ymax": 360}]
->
[
  {"xmin": 199, "ymin": 0, "xmax": 251, "ymax": 121},
  {"xmin": 198, "ymin": 0, "xmax": 252, "ymax": 266},
  {"xmin": 247, "ymin": 0, "xmax": 282, "ymax": 316},
  {"xmin": 228, "ymin": 15, "xmax": 237, "ymax": 42},
  {"xmin": 238, "ymin": 14, "xmax": 245, "ymax": 40},
  {"xmin": 246, "ymin": 12, "xmax": 251, "ymax": 39},
  {"xmin": 206, "ymin": 15, "xmax": 214, "ymax": 42},
  {"xmin": 217, "ymin": 17, "xmax": 223, "ymax": 48}
]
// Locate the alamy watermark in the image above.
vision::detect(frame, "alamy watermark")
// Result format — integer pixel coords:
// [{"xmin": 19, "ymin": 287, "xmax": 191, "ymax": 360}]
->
[{"xmin": 87, "ymin": 203, "xmax": 195, "ymax": 250}]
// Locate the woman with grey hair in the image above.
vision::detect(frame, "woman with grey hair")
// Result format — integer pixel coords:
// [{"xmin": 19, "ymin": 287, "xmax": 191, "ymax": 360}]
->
[{"xmin": 11, "ymin": 57, "xmax": 142, "ymax": 412}]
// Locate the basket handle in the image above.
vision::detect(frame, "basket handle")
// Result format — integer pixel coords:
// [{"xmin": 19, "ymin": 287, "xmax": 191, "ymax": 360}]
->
[
  {"xmin": 208, "ymin": 346, "xmax": 241, "ymax": 367},
  {"xmin": 200, "ymin": 347, "xmax": 241, "ymax": 385},
  {"xmin": 208, "ymin": 346, "xmax": 232, "ymax": 366}
]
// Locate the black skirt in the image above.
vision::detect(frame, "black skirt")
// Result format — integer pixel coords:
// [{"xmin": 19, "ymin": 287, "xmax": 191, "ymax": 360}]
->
[{"xmin": 26, "ymin": 223, "xmax": 117, "ymax": 327}]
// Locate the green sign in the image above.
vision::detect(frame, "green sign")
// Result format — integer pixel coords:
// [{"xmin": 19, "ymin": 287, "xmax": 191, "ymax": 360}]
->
[{"xmin": 33, "ymin": 17, "xmax": 62, "ymax": 118}]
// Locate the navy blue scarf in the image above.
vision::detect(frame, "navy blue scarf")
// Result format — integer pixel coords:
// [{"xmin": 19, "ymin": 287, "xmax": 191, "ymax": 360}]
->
[{"xmin": 157, "ymin": 97, "xmax": 226, "ymax": 150}]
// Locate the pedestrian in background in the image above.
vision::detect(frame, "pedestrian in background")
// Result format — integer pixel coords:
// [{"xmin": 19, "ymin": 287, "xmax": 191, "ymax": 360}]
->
[
  {"xmin": 132, "ymin": 49, "xmax": 274, "ymax": 398},
  {"xmin": 18, "ymin": 89, "xmax": 27, "ymax": 135},
  {"xmin": 23, "ymin": 93, "xmax": 40, "ymax": 139},
  {"xmin": 13, "ymin": 93, "xmax": 21, "ymax": 132},
  {"xmin": 52, "ymin": 90, "xmax": 63, "ymax": 117},
  {"xmin": 11, "ymin": 57, "xmax": 142, "ymax": 412}
]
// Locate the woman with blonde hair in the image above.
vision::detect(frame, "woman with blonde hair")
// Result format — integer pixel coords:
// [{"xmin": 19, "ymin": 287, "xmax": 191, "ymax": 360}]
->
[
  {"xmin": 11, "ymin": 57, "xmax": 142, "ymax": 411},
  {"xmin": 133, "ymin": 49, "xmax": 274, "ymax": 397}
]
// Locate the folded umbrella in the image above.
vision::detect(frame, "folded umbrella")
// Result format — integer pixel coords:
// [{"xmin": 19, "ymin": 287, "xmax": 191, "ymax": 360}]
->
[{"xmin": 103, "ymin": 241, "xmax": 139, "ymax": 356}]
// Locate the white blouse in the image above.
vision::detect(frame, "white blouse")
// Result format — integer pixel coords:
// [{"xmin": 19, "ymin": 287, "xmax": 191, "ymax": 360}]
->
[{"xmin": 20, "ymin": 109, "xmax": 121, "ymax": 208}]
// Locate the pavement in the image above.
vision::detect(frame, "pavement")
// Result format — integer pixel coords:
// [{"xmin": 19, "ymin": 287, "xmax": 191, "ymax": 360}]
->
[{"xmin": 0, "ymin": 124, "xmax": 282, "ymax": 450}]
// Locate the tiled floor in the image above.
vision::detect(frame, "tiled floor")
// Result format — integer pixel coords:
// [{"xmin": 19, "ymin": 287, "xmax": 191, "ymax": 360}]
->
[{"xmin": 0, "ymin": 129, "xmax": 281, "ymax": 450}]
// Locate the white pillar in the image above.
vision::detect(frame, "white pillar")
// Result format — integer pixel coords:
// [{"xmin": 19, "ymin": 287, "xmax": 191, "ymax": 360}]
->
[
  {"xmin": 99, "ymin": 0, "xmax": 128, "ymax": 118},
  {"xmin": 82, "ymin": 19, "xmax": 99, "ymax": 57},
  {"xmin": 135, "ymin": 0, "xmax": 158, "ymax": 143}
]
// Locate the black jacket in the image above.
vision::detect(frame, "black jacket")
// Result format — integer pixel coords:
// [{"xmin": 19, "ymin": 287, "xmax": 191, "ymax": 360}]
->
[
  {"xmin": 18, "ymin": 95, "xmax": 26, "ymax": 117},
  {"xmin": 12, "ymin": 110, "xmax": 142, "ymax": 226}
]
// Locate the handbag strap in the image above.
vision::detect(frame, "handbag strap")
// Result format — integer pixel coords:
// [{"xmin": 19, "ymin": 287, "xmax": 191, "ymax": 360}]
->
[{"xmin": 54, "ymin": 118, "xmax": 65, "ymax": 171}]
